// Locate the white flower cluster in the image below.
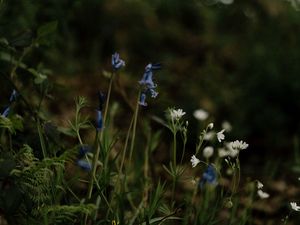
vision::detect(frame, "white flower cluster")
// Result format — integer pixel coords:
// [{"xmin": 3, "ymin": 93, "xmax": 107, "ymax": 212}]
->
[
  {"xmin": 190, "ymin": 155, "xmax": 200, "ymax": 168},
  {"xmin": 170, "ymin": 108, "xmax": 186, "ymax": 120},
  {"xmin": 218, "ymin": 140, "xmax": 249, "ymax": 158},
  {"xmin": 290, "ymin": 202, "xmax": 300, "ymax": 211}
]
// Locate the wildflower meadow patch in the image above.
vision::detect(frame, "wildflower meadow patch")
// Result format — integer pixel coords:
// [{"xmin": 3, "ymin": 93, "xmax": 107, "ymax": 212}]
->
[{"xmin": 1, "ymin": 8, "xmax": 300, "ymax": 224}]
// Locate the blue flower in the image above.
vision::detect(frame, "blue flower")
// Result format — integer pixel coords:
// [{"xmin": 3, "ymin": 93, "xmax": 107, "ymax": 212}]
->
[
  {"xmin": 138, "ymin": 63, "xmax": 161, "ymax": 106},
  {"xmin": 199, "ymin": 165, "xmax": 218, "ymax": 188},
  {"xmin": 96, "ymin": 110, "xmax": 103, "ymax": 131},
  {"xmin": 9, "ymin": 89, "xmax": 18, "ymax": 103},
  {"xmin": 98, "ymin": 91, "xmax": 105, "ymax": 111},
  {"xmin": 112, "ymin": 52, "xmax": 125, "ymax": 70},
  {"xmin": 1, "ymin": 106, "xmax": 10, "ymax": 117},
  {"xmin": 77, "ymin": 159, "xmax": 92, "ymax": 171},
  {"xmin": 78, "ymin": 145, "xmax": 91, "ymax": 158},
  {"xmin": 139, "ymin": 63, "xmax": 161, "ymax": 89},
  {"xmin": 138, "ymin": 93, "xmax": 148, "ymax": 106}
]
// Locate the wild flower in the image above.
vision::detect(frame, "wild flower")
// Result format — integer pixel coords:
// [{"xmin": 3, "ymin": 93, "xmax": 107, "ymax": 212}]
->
[
  {"xmin": 204, "ymin": 131, "xmax": 214, "ymax": 141},
  {"xmin": 138, "ymin": 92, "xmax": 148, "ymax": 106},
  {"xmin": 230, "ymin": 140, "xmax": 249, "ymax": 150},
  {"xmin": 257, "ymin": 180, "xmax": 264, "ymax": 189},
  {"xmin": 112, "ymin": 52, "xmax": 125, "ymax": 70},
  {"xmin": 1, "ymin": 89, "xmax": 18, "ymax": 117},
  {"xmin": 290, "ymin": 202, "xmax": 300, "ymax": 211},
  {"xmin": 77, "ymin": 159, "xmax": 92, "ymax": 171},
  {"xmin": 199, "ymin": 164, "xmax": 218, "ymax": 188},
  {"xmin": 203, "ymin": 146, "xmax": 214, "ymax": 158},
  {"xmin": 96, "ymin": 110, "xmax": 103, "ymax": 131},
  {"xmin": 217, "ymin": 129, "xmax": 225, "ymax": 142},
  {"xmin": 170, "ymin": 108, "xmax": 186, "ymax": 120},
  {"xmin": 257, "ymin": 190, "xmax": 270, "ymax": 199},
  {"xmin": 218, "ymin": 148, "xmax": 229, "ymax": 158},
  {"xmin": 207, "ymin": 123, "xmax": 214, "ymax": 130},
  {"xmin": 1, "ymin": 106, "xmax": 10, "ymax": 117},
  {"xmin": 191, "ymin": 155, "xmax": 200, "ymax": 167},
  {"xmin": 138, "ymin": 63, "xmax": 161, "ymax": 106},
  {"xmin": 193, "ymin": 109, "xmax": 209, "ymax": 121}
]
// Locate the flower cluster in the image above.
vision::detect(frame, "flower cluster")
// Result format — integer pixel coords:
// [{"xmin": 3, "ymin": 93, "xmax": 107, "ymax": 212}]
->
[
  {"xmin": 170, "ymin": 108, "xmax": 186, "ymax": 120},
  {"xmin": 112, "ymin": 52, "xmax": 125, "ymax": 71},
  {"xmin": 218, "ymin": 140, "xmax": 249, "ymax": 158},
  {"xmin": 1, "ymin": 89, "xmax": 18, "ymax": 117},
  {"xmin": 138, "ymin": 63, "xmax": 161, "ymax": 106}
]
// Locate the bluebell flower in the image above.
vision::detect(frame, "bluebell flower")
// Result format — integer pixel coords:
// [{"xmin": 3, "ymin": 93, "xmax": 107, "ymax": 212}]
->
[
  {"xmin": 139, "ymin": 63, "xmax": 161, "ymax": 89},
  {"xmin": 77, "ymin": 159, "xmax": 92, "ymax": 171},
  {"xmin": 98, "ymin": 91, "xmax": 105, "ymax": 111},
  {"xmin": 138, "ymin": 93, "xmax": 148, "ymax": 106},
  {"xmin": 148, "ymin": 88, "xmax": 158, "ymax": 98},
  {"xmin": 112, "ymin": 52, "xmax": 125, "ymax": 70},
  {"xmin": 9, "ymin": 89, "xmax": 18, "ymax": 103},
  {"xmin": 199, "ymin": 165, "xmax": 218, "ymax": 188},
  {"xmin": 96, "ymin": 110, "xmax": 103, "ymax": 131},
  {"xmin": 1, "ymin": 106, "xmax": 10, "ymax": 117},
  {"xmin": 78, "ymin": 145, "xmax": 91, "ymax": 158}
]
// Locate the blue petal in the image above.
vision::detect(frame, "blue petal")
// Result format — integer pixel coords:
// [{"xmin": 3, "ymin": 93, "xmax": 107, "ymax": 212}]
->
[
  {"xmin": 96, "ymin": 110, "xmax": 103, "ymax": 131},
  {"xmin": 138, "ymin": 93, "xmax": 148, "ymax": 106},
  {"xmin": 78, "ymin": 145, "xmax": 91, "ymax": 158},
  {"xmin": 77, "ymin": 159, "xmax": 92, "ymax": 171},
  {"xmin": 1, "ymin": 106, "xmax": 10, "ymax": 117},
  {"xmin": 9, "ymin": 89, "xmax": 18, "ymax": 102}
]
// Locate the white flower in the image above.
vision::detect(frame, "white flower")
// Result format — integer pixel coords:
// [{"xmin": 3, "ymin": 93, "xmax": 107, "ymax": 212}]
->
[
  {"xmin": 257, "ymin": 181, "xmax": 264, "ymax": 189},
  {"xmin": 230, "ymin": 140, "xmax": 249, "ymax": 150},
  {"xmin": 290, "ymin": 202, "xmax": 300, "ymax": 211},
  {"xmin": 217, "ymin": 129, "xmax": 225, "ymax": 142},
  {"xmin": 222, "ymin": 121, "xmax": 232, "ymax": 132},
  {"xmin": 170, "ymin": 108, "xmax": 185, "ymax": 120},
  {"xmin": 257, "ymin": 190, "xmax": 270, "ymax": 199},
  {"xmin": 190, "ymin": 155, "xmax": 200, "ymax": 168},
  {"xmin": 207, "ymin": 123, "xmax": 214, "ymax": 130},
  {"xmin": 203, "ymin": 146, "xmax": 214, "ymax": 158},
  {"xmin": 193, "ymin": 109, "xmax": 209, "ymax": 121}
]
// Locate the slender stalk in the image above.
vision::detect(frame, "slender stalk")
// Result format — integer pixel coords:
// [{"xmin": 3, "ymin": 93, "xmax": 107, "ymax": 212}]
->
[
  {"xmin": 87, "ymin": 131, "xmax": 100, "ymax": 199},
  {"xmin": 173, "ymin": 132, "xmax": 177, "ymax": 167},
  {"xmin": 119, "ymin": 116, "xmax": 134, "ymax": 174},
  {"xmin": 100, "ymin": 72, "xmax": 115, "ymax": 141},
  {"xmin": 129, "ymin": 89, "xmax": 141, "ymax": 161},
  {"xmin": 37, "ymin": 118, "xmax": 47, "ymax": 158}
]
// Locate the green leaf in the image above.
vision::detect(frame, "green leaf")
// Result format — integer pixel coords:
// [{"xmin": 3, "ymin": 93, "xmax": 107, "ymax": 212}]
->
[{"xmin": 37, "ymin": 21, "xmax": 58, "ymax": 39}]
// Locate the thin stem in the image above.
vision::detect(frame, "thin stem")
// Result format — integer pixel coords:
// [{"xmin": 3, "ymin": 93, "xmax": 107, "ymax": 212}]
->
[
  {"xmin": 37, "ymin": 118, "xmax": 47, "ymax": 158},
  {"xmin": 129, "ymin": 89, "xmax": 141, "ymax": 161},
  {"xmin": 86, "ymin": 131, "xmax": 100, "ymax": 199},
  {"xmin": 173, "ymin": 132, "xmax": 177, "ymax": 167},
  {"xmin": 119, "ymin": 116, "xmax": 134, "ymax": 175},
  {"xmin": 100, "ymin": 72, "xmax": 115, "ymax": 141}
]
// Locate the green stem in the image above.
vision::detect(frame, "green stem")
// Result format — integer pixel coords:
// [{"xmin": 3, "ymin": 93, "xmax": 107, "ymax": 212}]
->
[
  {"xmin": 87, "ymin": 131, "xmax": 100, "ymax": 199},
  {"xmin": 173, "ymin": 132, "xmax": 177, "ymax": 167},
  {"xmin": 129, "ymin": 90, "xmax": 141, "ymax": 161},
  {"xmin": 100, "ymin": 72, "xmax": 115, "ymax": 141},
  {"xmin": 37, "ymin": 118, "xmax": 47, "ymax": 158},
  {"xmin": 119, "ymin": 116, "xmax": 134, "ymax": 175}
]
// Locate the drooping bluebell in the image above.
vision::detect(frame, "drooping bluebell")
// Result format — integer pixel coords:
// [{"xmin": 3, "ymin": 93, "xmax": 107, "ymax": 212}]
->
[
  {"xmin": 138, "ymin": 93, "xmax": 148, "ymax": 106},
  {"xmin": 77, "ymin": 159, "xmax": 92, "ymax": 171},
  {"xmin": 96, "ymin": 110, "xmax": 103, "ymax": 131},
  {"xmin": 199, "ymin": 164, "xmax": 218, "ymax": 188},
  {"xmin": 78, "ymin": 145, "xmax": 91, "ymax": 158},
  {"xmin": 112, "ymin": 52, "xmax": 125, "ymax": 70}
]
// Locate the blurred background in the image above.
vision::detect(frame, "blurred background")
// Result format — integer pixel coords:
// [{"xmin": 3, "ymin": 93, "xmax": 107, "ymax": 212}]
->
[{"xmin": 1, "ymin": 0, "xmax": 300, "ymax": 208}]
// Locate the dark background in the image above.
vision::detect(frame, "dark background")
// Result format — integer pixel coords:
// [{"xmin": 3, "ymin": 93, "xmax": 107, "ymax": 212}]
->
[{"xmin": 1, "ymin": 0, "xmax": 300, "ymax": 177}]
